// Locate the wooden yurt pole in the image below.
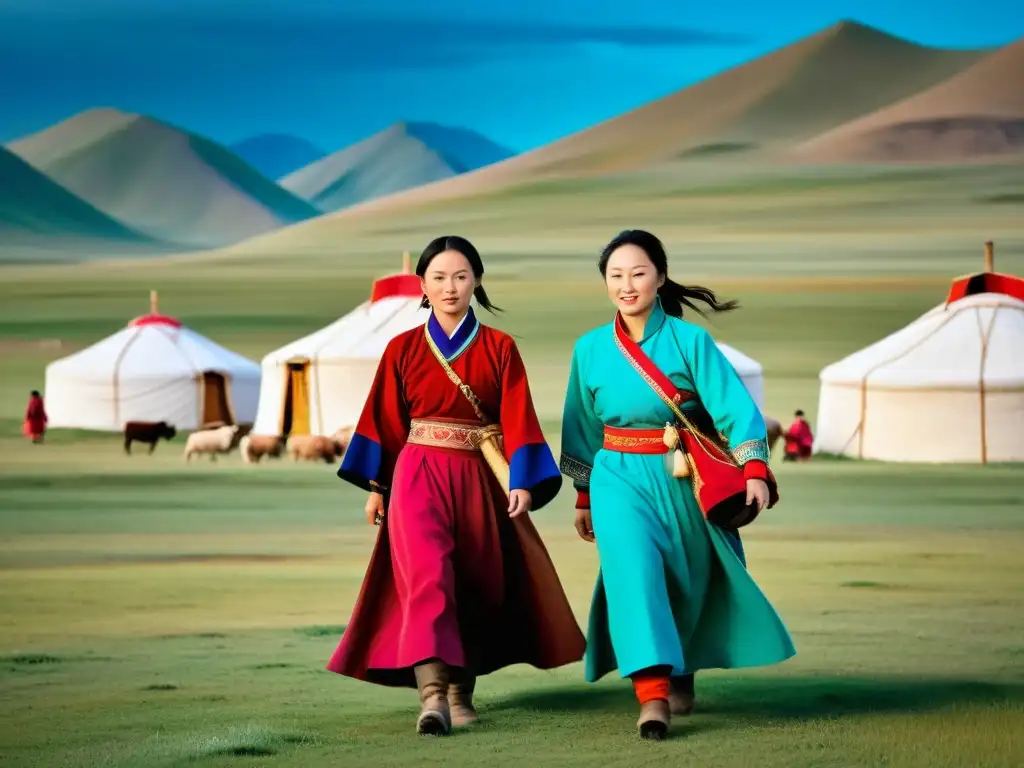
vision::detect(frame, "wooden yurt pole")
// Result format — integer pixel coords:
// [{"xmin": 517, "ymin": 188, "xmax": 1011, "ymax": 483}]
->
[
  {"xmin": 402, "ymin": 251, "xmax": 412, "ymax": 274},
  {"xmin": 984, "ymin": 241, "xmax": 994, "ymax": 273},
  {"xmin": 150, "ymin": 289, "xmax": 159, "ymax": 314}
]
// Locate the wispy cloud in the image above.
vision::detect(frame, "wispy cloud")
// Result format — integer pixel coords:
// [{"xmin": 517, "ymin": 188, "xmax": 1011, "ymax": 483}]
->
[{"xmin": 0, "ymin": 11, "xmax": 751, "ymax": 73}]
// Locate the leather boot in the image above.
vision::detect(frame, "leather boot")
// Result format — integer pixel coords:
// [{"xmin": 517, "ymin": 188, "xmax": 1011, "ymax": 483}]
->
[
  {"xmin": 414, "ymin": 661, "xmax": 451, "ymax": 736},
  {"xmin": 448, "ymin": 671, "xmax": 478, "ymax": 726},
  {"xmin": 668, "ymin": 674, "xmax": 695, "ymax": 716},
  {"xmin": 637, "ymin": 699, "xmax": 671, "ymax": 740}
]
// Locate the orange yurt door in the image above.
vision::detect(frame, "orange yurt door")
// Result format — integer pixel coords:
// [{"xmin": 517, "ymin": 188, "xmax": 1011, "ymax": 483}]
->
[{"xmin": 282, "ymin": 362, "xmax": 311, "ymax": 436}]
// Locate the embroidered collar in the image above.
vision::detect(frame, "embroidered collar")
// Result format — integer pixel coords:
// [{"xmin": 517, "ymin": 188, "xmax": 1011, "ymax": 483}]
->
[{"xmin": 426, "ymin": 306, "xmax": 479, "ymax": 361}]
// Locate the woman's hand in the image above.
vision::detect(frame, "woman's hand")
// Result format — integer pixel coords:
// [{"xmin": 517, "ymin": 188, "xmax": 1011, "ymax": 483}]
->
[
  {"xmin": 508, "ymin": 489, "xmax": 533, "ymax": 518},
  {"xmin": 745, "ymin": 478, "xmax": 769, "ymax": 512},
  {"xmin": 574, "ymin": 507, "xmax": 595, "ymax": 543},
  {"xmin": 365, "ymin": 491, "xmax": 384, "ymax": 526}
]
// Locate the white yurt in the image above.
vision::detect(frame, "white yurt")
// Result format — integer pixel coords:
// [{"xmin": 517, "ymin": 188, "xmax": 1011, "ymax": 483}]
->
[
  {"xmin": 251, "ymin": 255, "xmax": 429, "ymax": 437},
  {"xmin": 44, "ymin": 292, "xmax": 261, "ymax": 432},
  {"xmin": 815, "ymin": 263, "xmax": 1024, "ymax": 463},
  {"xmin": 717, "ymin": 342, "xmax": 766, "ymax": 413}
]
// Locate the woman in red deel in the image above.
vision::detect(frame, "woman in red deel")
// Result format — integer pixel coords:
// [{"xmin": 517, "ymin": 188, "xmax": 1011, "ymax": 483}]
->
[
  {"xmin": 783, "ymin": 410, "xmax": 813, "ymax": 462},
  {"xmin": 23, "ymin": 390, "xmax": 48, "ymax": 444}
]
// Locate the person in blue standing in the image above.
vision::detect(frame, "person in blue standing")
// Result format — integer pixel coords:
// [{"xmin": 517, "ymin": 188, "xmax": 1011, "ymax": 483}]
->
[{"xmin": 559, "ymin": 229, "xmax": 795, "ymax": 739}]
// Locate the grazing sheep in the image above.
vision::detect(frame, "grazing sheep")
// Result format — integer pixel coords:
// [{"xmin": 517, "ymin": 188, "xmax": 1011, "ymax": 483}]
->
[
  {"xmin": 287, "ymin": 434, "xmax": 344, "ymax": 464},
  {"xmin": 203, "ymin": 422, "xmax": 253, "ymax": 445},
  {"xmin": 183, "ymin": 425, "xmax": 240, "ymax": 462},
  {"xmin": 123, "ymin": 421, "xmax": 177, "ymax": 455},
  {"xmin": 240, "ymin": 434, "xmax": 287, "ymax": 464}
]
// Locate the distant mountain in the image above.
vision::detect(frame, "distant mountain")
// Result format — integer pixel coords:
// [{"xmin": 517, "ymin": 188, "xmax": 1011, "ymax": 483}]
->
[
  {"xmin": 280, "ymin": 121, "xmax": 514, "ymax": 212},
  {"xmin": 7, "ymin": 108, "xmax": 321, "ymax": 247},
  {"xmin": 280, "ymin": 20, "xmax": 987, "ymax": 220},
  {"xmin": 229, "ymin": 133, "xmax": 326, "ymax": 181},
  {"xmin": 210, "ymin": 20, "xmax": 1010, "ymax": 260},
  {"xmin": 0, "ymin": 146, "xmax": 147, "ymax": 242},
  {"xmin": 794, "ymin": 37, "xmax": 1024, "ymax": 163}
]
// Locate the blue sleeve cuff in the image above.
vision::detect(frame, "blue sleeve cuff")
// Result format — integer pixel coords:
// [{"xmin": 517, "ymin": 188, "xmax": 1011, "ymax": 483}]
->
[
  {"xmin": 337, "ymin": 432, "xmax": 382, "ymax": 492},
  {"xmin": 510, "ymin": 442, "xmax": 562, "ymax": 511}
]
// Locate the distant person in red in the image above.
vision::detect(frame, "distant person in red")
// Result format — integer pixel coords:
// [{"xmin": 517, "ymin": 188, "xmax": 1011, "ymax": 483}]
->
[
  {"xmin": 23, "ymin": 390, "xmax": 48, "ymax": 444},
  {"xmin": 783, "ymin": 410, "xmax": 813, "ymax": 462}
]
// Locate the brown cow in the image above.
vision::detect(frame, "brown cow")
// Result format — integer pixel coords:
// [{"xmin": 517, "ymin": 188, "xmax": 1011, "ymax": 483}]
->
[{"xmin": 123, "ymin": 421, "xmax": 177, "ymax": 455}]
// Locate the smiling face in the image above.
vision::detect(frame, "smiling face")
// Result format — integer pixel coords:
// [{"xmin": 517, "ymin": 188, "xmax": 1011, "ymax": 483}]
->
[
  {"xmin": 604, "ymin": 243, "xmax": 665, "ymax": 318},
  {"xmin": 421, "ymin": 248, "xmax": 477, "ymax": 317}
]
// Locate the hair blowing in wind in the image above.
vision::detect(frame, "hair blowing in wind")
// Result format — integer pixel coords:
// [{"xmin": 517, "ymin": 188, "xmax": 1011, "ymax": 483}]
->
[{"xmin": 599, "ymin": 230, "xmax": 739, "ymax": 318}]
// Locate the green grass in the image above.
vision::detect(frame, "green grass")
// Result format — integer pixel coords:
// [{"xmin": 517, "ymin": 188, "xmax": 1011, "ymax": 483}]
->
[
  {"xmin": 1, "ymin": 450, "xmax": 1022, "ymax": 767},
  {"xmin": 2, "ymin": 164, "xmax": 1024, "ymax": 765},
  {"xmin": 978, "ymin": 193, "xmax": 1024, "ymax": 205}
]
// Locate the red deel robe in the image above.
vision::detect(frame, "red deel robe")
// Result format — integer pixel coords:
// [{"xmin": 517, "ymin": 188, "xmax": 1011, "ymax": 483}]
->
[
  {"xmin": 784, "ymin": 418, "xmax": 814, "ymax": 457},
  {"xmin": 23, "ymin": 394, "xmax": 47, "ymax": 439},
  {"xmin": 327, "ymin": 310, "xmax": 586, "ymax": 687}
]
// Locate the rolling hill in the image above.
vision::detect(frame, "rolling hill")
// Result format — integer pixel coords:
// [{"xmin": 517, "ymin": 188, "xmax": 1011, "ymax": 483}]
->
[
  {"xmin": 793, "ymin": 37, "xmax": 1024, "ymax": 163},
  {"xmin": 7, "ymin": 109, "xmax": 321, "ymax": 247},
  {"xmin": 279, "ymin": 121, "xmax": 514, "ymax": 212},
  {"xmin": 0, "ymin": 146, "xmax": 147, "ymax": 242},
  {"xmin": 260, "ymin": 20, "xmax": 988, "ymax": 224},
  {"xmin": 229, "ymin": 133, "xmax": 326, "ymax": 181}
]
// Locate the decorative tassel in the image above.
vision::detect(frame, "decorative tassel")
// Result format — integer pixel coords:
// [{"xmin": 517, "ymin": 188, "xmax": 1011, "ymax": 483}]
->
[
  {"xmin": 671, "ymin": 449, "xmax": 691, "ymax": 478},
  {"xmin": 663, "ymin": 423, "xmax": 690, "ymax": 478},
  {"xmin": 662, "ymin": 422, "xmax": 680, "ymax": 449}
]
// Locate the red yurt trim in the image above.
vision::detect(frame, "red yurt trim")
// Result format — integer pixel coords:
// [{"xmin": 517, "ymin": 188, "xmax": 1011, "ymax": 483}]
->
[
  {"xmin": 946, "ymin": 272, "xmax": 1024, "ymax": 305},
  {"xmin": 128, "ymin": 313, "xmax": 183, "ymax": 328},
  {"xmin": 370, "ymin": 274, "xmax": 422, "ymax": 303}
]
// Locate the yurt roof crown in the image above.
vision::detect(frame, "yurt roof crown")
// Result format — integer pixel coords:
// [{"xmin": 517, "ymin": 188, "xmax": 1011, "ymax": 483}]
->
[
  {"xmin": 946, "ymin": 240, "xmax": 1024, "ymax": 304},
  {"xmin": 369, "ymin": 251, "xmax": 422, "ymax": 303},
  {"xmin": 128, "ymin": 290, "xmax": 182, "ymax": 328}
]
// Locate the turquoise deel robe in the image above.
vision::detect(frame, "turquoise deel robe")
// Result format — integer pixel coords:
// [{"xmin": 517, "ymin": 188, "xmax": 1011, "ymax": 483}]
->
[{"xmin": 560, "ymin": 300, "xmax": 796, "ymax": 681}]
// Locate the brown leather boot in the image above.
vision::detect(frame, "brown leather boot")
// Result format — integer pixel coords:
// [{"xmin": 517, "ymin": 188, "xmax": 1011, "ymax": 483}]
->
[
  {"xmin": 668, "ymin": 675, "xmax": 695, "ymax": 716},
  {"xmin": 637, "ymin": 699, "xmax": 671, "ymax": 740},
  {"xmin": 448, "ymin": 671, "xmax": 478, "ymax": 726},
  {"xmin": 414, "ymin": 661, "xmax": 451, "ymax": 736}
]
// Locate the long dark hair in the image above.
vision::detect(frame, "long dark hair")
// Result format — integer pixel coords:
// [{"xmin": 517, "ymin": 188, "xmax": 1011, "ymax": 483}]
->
[
  {"xmin": 599, "ymin": 229, "xmax": 738, "ymax": 318},
  {"xmin": 416, "ymin": 235, "xmax": 502, "ymax": 314}
]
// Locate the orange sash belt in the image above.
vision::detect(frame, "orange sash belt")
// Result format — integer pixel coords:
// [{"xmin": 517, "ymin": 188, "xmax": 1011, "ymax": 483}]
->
[{"xmin": 602, "ymin": 426, "xmax": 670, "ymax": 454}]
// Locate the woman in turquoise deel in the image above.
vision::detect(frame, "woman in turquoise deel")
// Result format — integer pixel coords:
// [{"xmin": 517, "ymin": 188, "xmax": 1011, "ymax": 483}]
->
[{"xmin": 559, "ymin": 229, "xmax": 795, "ymax": 740}]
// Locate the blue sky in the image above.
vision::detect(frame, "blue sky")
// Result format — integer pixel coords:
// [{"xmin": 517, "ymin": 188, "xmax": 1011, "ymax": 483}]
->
[{"xmin": 1, "ymin": 0, "xmax": 1022, "ymax": 153}]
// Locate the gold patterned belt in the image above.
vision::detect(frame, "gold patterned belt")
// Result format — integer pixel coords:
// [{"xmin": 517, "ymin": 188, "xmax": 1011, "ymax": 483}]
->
[
  {"xmin": 603, "ymin": 426, "xmax": 671, "ymax": 454},
  {"xmin": 407, "ymin": 419, "xmax": 504, "ymax": 452}
]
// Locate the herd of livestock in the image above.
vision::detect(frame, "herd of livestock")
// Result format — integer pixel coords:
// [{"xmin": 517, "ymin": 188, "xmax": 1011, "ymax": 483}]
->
[{"xmin": 121, "ymin": 420, "xmax": 353, "ymax": 465}]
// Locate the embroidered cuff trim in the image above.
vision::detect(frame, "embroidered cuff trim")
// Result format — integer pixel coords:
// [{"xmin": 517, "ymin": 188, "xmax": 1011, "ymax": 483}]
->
[
  {"xmin": 559, "ymin": 453, "xmax": 592, "ymax": 484},
  {"xmin": 732, "ymin": 438, "xmax": 769, "ymax": 465}
]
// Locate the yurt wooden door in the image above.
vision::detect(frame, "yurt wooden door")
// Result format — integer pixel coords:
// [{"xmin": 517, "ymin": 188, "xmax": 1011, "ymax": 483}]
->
[
  {"xmin": 281, "ymin": 361, "xmax": 311, "ymax": 436},
  {"xmin": 201, "ymin": 372, "xmax": 233, "ymax": 428}
]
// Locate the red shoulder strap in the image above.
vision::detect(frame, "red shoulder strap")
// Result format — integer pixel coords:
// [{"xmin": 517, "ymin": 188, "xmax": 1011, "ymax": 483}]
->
[{"xmin": 613, "ymin": 312, "xmax": 694, "ymax": 410}]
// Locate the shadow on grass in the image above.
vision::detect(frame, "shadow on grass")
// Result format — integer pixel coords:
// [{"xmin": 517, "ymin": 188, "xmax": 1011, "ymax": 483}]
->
[{"xmin": 492, "ymin": 675, "xmax": 1024, "ymax": 721}]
